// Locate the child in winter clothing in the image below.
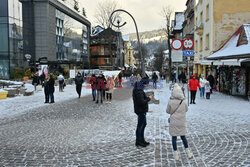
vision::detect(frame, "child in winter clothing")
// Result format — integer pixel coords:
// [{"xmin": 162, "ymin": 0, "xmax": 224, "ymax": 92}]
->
[{"xmin": 205, "ymin": 81, "xmax": 211, "ymax": 99}]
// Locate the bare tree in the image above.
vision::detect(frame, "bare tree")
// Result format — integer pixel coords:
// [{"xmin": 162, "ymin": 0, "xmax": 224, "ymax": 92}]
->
[
  {"xmin": 95, "ymin": 0, "xmax": 121, "ymax": 29},
  {"xmin": 82, "ymin": 7, "xmax": 86, "ymax": 17},
  {"xmin": 153, "ymin": 45, "xmax": 166, "ymax": 72},
  {"xmin": 161, "ymin": 6, "xmax": 173, "ymax": 81}
]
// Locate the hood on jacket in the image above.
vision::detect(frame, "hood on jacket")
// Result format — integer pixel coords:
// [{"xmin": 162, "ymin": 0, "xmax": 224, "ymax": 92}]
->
[
  {"xmin": 170, "ymin": 84, "xmax": 185, "ymax": 100},
  {"xmin": 191, "ymin": 74, "xmax": 196, "ymax": 78}
]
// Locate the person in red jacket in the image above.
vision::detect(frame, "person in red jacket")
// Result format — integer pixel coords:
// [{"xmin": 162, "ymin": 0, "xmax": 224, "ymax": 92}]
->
[{"xmin": 188, "ymin": 74, "xmax": 201, "ymax": 104}]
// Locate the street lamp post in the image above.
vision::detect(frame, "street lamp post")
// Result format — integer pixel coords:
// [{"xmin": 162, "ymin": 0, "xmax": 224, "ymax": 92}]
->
[{"xmin": 109, "ymin": 9, "xmax": 145, "ymax": 77}]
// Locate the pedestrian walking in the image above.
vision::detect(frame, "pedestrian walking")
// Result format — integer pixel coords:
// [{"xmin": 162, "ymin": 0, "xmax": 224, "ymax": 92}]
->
[
  {"xmin": 188, "ymin": 74, "xmax": 201, "ymax": 104},
  {"xmin": 102, "ymin": 74, "xmax": 107, "ymax": 100},
  {"xmin": 90, "ymin": 74, "xmax": 97, "ymax": 101},
  {"xmin": 133, "ymin": 74, "xmax": 152, "ymax": 147},
  {"xmin": 58, "ymin": 73, "xmax": 65, "ymax": 92},
  {"xmin": 32, "ymin": 73, "xmax": 40, "ymax": 91},
  {"xmin": 48, "ymin": 74, "xmax": 55, "ymax": 103},
  {"xmin": 75, "ymin": 72, "xmax": 84, "ymax": 98},
  {"xmin": 166, "ymin": 83, "xmax": 193, "ymax": 161},
  {"xmin": 205, "ymin": 81, "xmax": 211, "ymax": 99},
  {"xmin": 207, "ymin": 73, "xmax": 215, "ymax": 93},
  {"xmin": 152, "ymin": 72, "xmax": 158, "ymax": 89},
  {"xmin": 43, "ymin": 76, "xmax": 50, "ymax": 103},
  {"xmin": 96, "ymin": 73, "xmax": 106, "ymax": 104},
  {"xmin": 118, "ymin": 72, "xmax": 122, "ymax": 87},
  {"xmin": 199, "ymin": 74, "xmax": 206, "ymax": 98},
  {"xmin": 106, "ymin": 76, "xmax": 114, "ymax": 103},
  {"xmin": 40, "ymin": 72, "xmax": 45, "ymax": 86}
]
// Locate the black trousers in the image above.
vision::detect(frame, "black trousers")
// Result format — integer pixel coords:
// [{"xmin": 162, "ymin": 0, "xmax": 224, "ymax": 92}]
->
[
  {"xmin": 76, "ymin": 84, "xmax": 82, "ymax": 97},
  {"xmin": 190, "ymin": 90, "xmax": 197, "ymax": 103},
  {"xmin": 45, "ymin": 92, "xmax": 49, "ymax": 102},
  {"xmin": 206, "ymin": 92, "xmax": 210, "ymax": 99},
  {"xmin": 106, "ymin": 93, "xmax": 112, "ymax": 100}
]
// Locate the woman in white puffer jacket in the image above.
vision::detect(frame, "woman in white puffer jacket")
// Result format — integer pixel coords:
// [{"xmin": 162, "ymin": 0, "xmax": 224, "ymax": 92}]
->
[{"xmin": 166, "ymin": 84, "xmax": 193, "ymax": 161}]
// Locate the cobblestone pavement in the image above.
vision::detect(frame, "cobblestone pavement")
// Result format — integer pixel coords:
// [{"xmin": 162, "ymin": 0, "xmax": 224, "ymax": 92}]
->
[{"xmin": 0, "ymin": 82, "xmax": 249, "ymax": 166}]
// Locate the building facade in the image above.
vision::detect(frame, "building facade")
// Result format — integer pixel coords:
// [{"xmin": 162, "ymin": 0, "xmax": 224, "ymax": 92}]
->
[
  {"xmin": 194, "ymin": 0, "xmax": 250, "ymax": 77},
  {"xmin": 90, "ymin": 26, "xmax": 124, "ymax": 70},
  {"xmin": 0, "ymin": 0, "xmax": 91, "ymax": 79},
  {"xmin": 123, "ymin": 36, "xmax": 135, "ymax": 68},
  {"xmin": 0, "ymin": 0, "xmax": 24, "ymax": 79}
]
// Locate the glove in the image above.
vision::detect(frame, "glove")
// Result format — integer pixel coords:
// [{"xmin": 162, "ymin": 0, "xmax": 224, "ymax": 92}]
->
[{"xmin": 199, "ymin": 88, "xmax": 201, "ymax": 91}]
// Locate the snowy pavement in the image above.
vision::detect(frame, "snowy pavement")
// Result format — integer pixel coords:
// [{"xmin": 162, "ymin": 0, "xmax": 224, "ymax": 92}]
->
[
  {"xmin": 0, "ymin": 80, "xmax": 249, "ymax": 166},
  {"xmin": 0, "ymin": 83, "xmax": 92, "ymax": 119}
]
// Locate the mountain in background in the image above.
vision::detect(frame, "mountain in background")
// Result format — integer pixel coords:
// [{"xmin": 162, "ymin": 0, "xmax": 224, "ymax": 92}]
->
[
  {"xmin": 125, "ymin": 29, "xmax": 168, "ymax": 57},
  {"xmin": 126, "ymin": 29, "xmax": 168, "ymax": 44}
]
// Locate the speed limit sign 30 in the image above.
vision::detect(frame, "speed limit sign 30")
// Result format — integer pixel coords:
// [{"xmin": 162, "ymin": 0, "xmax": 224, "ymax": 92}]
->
[{"xmin": 183, "ymin": 38, "xmax": 194, "ymax": 50}]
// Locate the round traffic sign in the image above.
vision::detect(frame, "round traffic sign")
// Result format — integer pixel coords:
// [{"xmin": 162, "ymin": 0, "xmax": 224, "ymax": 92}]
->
[
  {"xmin": 171, "ymin": 39, "xmax": 182, "ymax": 50},
  {"xmin": 183, "ymin": 38, "xmax": 194, "ymax": 50}
]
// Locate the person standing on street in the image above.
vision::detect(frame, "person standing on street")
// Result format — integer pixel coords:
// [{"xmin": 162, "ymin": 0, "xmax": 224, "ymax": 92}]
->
[
  {"xmin": 207, "ymin": 73, "xmax": 215, "ymax": 93},
  {"xmin": 133, "ymin": 74, "xmax": 152, "ymax": 147},
  {"xmin": 106, "ymin": 76, "xmax": 114, "ymax": 103},
  {"xmin": 43, "ymin": 76, "xmax": 50, "ymax": 103},
  {"xmin": 96, "ymin": 73, "xmax": 105, "ymax": 104},
  {"xmin": 199, "ymin": 74, "xmax": 206, "ymax": 98},
  {"xmin": 48, "ymin": 74, "xmax": 55, "ymax": 103},
  {"xmin": 166, "ymin": 84, "xmax": 193, "ymax": 161},
  {"xmin": 90, "ymin": 74, "xmax": 97, "ymax": 101},
  {"xmin": 58, "ymin": 73, "xmax": 65, "ymax": 92},
  {"xmin": 75, "ymin": 72, "xmax": 84, "ymax": 98},
  {"xmin": 32, "ymin": 73, "xmax": 40, "ymax": 91},
  {"xmin": 188, "ymin": 74, "xmax": 201, "ymax": 104},
  {"xmin": 205, "ymin": 81, "xmax": 211, "ymax": 99},
  {"xmin": 152, "ymin": 72, "xmax": 158, "ymax": 89}
]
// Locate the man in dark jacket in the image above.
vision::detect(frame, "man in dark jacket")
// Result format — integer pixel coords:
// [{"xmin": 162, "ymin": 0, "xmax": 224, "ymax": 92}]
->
[
  {"xmin": 48, "ymin": 74, "xmax": 55, "ymax": 103},
  {"xmin": 207, "ymin": 74, "xmax": 215, "ymax": 93},
  {"xmin": 75, "ymin": 72, "xmax": 84, "ymax": 98},
  {"xmin": 152, "ymin": 72, "xmax": 158, "ymax": 89},
  {"xmin": 32, "ymin": 73, "xmax": 40, "ymax": 91},
  {"xmin": 133, "ymin": 75, "xmax": 152, "ymax": 147},
  {"xmin": 43, "ymin": 77, "xmax": 50, "ymax": 103}
]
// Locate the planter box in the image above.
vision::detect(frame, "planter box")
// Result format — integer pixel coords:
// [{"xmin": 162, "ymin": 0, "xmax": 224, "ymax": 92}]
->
[
  {"xmin": 24, "ymin": 91, "xmax": 34, "ymax": 96},
  {"xmin": 4, "ymin": 88, "xmax": 17, "ymax": 97},
  {"xmin": 0, "ymin": 91, "xmax": 8, "ymax": 100}
]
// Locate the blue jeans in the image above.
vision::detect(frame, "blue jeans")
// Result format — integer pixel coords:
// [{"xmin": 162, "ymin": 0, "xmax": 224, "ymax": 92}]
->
[
  {"xmin": 200, "ymin": 87, "xmax": 205, "ymax": 97},
  {"xmin": 136, "ymin": 113, "xmax": 147, "ymax": 142},
  {"xmin": 49, "ymin": 93, "xmax": 54, "ymax": 103},
  {"xmin": 172, "ymin": 136, "xmax": 189, "ymax": 151},
  {"xmin": 92, "ymin": 89, "xmax": 96, "ymax": 100}
]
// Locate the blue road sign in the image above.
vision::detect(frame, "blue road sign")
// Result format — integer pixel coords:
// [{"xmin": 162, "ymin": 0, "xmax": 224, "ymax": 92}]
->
[{"xmin": 183, "ymin": 50, "xmax": 195, "ymax": 56}]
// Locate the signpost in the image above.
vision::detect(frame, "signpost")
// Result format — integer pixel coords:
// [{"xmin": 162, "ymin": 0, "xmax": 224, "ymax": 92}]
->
[
  {"xmin": 183, "ymin": 38, "xmax": 194, "ymax": 50},
  {"xmin": 183, "ymin": 50, "xmax": 195, "ymax": 56},
  {"xmin": 171, "ymin": 39, "xmax": 182, "ymax": 50}
]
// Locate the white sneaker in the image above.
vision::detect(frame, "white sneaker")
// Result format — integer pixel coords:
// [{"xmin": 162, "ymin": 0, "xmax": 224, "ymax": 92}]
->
[
  {"xmin": 186, "ymin": 148, "xmax": 193, "ymax": 159},
  {"xmin": 174, "ymin": 151, "xmax": 180, "ymax": 161}
]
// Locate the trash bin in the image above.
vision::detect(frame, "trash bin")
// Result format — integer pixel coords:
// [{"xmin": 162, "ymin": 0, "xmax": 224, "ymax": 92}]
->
[{"xmin": 0, "ymin": 91, "xmax": 8, "ymax": 100}]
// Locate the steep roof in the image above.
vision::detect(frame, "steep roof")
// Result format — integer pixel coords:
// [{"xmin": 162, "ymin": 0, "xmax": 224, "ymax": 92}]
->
[{"xmin": 207, "ymin": 24, "xmax": 250, "ymax": 60}]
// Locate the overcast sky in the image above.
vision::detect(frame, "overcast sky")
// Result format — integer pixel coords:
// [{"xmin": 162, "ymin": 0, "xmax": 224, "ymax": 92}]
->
[{"xmin": 79, "ymin": 0, "xmax": 187, "ymax": 34}]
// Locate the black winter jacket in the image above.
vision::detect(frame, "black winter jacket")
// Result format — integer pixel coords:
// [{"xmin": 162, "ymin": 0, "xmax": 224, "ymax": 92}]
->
[
  {"xmin": 48, "ymin": 78, "xmax": 55, "ymax": 93},
  {"xmin": 75, "ymin": 76, "xmax": 84, "ymax": 85},
  {"xmin": 132, "ymin": 88, "xmax": 150, "ymax": 115}
]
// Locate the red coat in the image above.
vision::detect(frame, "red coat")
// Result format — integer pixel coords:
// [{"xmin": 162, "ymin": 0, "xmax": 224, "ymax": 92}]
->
[{"xmin": 189, "ymin": 78, "xmax": 201, "ymax": 91}]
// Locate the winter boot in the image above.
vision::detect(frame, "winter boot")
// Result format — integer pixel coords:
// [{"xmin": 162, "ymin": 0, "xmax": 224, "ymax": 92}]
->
[
  {"xmin": 174, "ymin": 151, "xmax": 180, "ymax": 161},
  {"xmin": 96, "ymin": 100, "xmax": 99, "ymax": 104},
  {"xmin": 135, "ymin": 141, "xmax": 147, "ymax": 147},
  {"xmin": 143, "ymin": 140, "xmax": 150, "ymax": 146},
  {"xmin": 186, "ymin": 148, "xmax": 193, "ymax": 159}
]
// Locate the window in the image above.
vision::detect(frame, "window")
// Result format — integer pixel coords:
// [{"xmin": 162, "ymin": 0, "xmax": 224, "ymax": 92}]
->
[
  {"xmin": 195, "ymin": 40, "xmax": 198, "ymax": 53},
  {"xmin": 200, "ymin": 37, "xmax": 203, "ymax": 52},
  {"xmin": 238, "ymin": 30, "xmax": 248, "ymax": 45},
  {"xmin": 200, "ymin": 12, "xmax": 203, "ymax": 23},
  {"xmin": 205, "ymin": 34, "xmax": 210, "ymax": 50},
  {"xmin": 206, "ymin": 4, "xmax": 209, "ymax": 21},
  {"xmin": 195, "ymin": 17, "xmax": 198, "ymax": 27}
]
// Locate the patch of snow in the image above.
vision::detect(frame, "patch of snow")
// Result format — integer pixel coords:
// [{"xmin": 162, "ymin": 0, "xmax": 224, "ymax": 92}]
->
[{"xmin": 0, "ymin": 84, "xmax": 92, "ymax": 119}]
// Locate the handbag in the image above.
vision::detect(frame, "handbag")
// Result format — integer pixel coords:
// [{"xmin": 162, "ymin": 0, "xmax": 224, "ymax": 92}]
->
[{"xmin": 168, "ymin": 100, "xmax": 183, "ymax": 123}]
